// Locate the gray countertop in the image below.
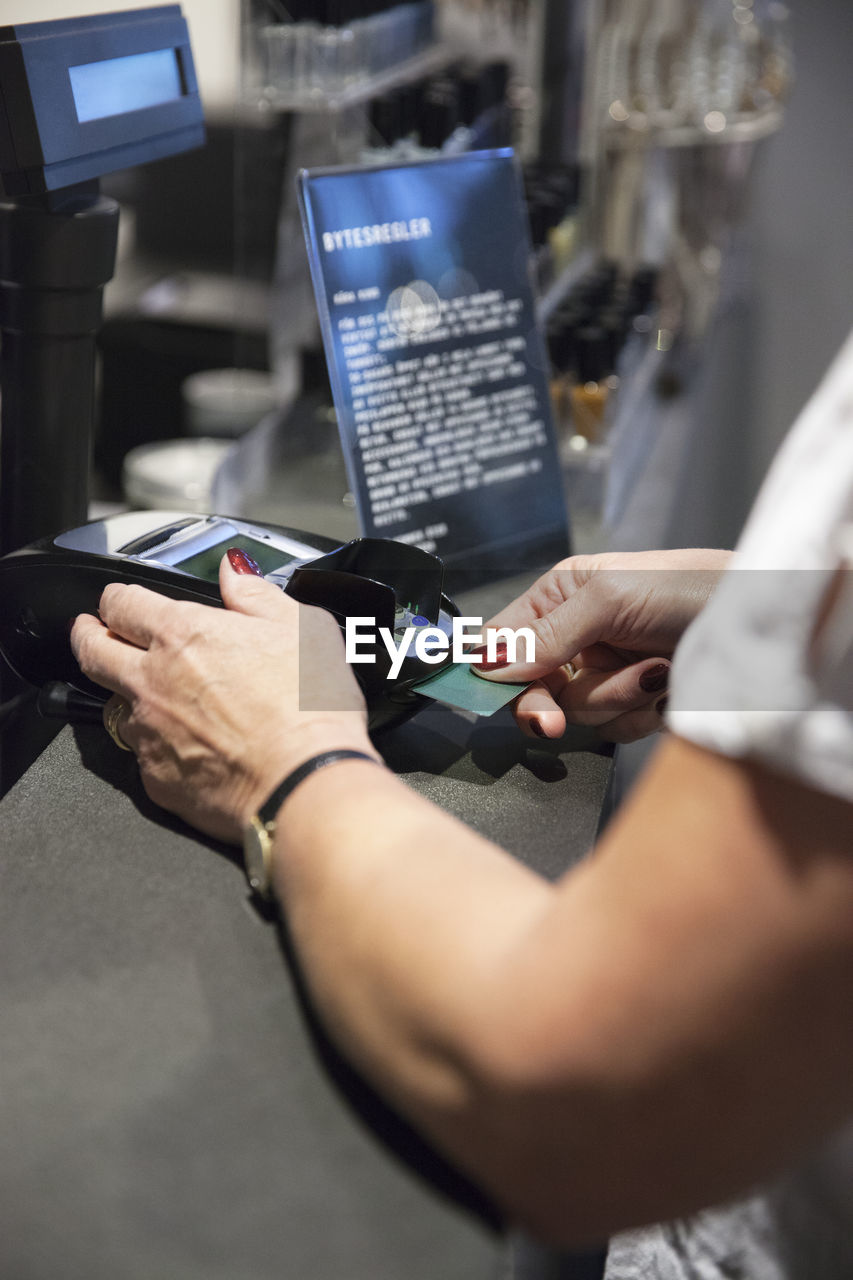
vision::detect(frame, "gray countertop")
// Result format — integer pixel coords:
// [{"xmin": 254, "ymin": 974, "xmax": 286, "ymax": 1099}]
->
[{"xmin": 0, "ymin": 598, "xmax": 612, "ymax": 1279}]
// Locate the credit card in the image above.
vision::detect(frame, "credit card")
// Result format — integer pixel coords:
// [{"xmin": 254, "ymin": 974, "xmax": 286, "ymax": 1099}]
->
[{"xmin": 412, "ymin": 661, "xmax": 529, "ymax": 716}]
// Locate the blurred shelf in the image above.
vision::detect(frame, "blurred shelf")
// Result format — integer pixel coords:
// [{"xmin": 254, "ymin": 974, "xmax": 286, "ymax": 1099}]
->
[
  {"xmin": 599, "ymin": 105, "xmax": 785, "ymax": 151},
  {"xmin": 242, "ymin": 42, "xmax": 454, "ymax": 115}
]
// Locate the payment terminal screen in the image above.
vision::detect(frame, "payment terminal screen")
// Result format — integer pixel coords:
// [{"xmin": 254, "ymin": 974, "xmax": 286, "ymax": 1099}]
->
[
  {"xmin": 173, "ymin": 536, "xmax": 294, "ymax": 583},
  {"xmin": 69, "ymin": 49, "xmax": 184, "ymax": 123}
]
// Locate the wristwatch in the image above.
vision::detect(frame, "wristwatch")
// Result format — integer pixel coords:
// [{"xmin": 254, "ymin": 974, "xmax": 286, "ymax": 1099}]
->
[
  {"xmin": 243, "ymin": 798, "xmax": 280, "ymax": 902},
  {"xmin": 242, "ymin": 749, "xmax": 378, "ymax": 901}
]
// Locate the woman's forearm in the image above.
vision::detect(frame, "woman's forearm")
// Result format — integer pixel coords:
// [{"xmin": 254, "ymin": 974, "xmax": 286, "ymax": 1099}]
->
[
  {"xmin": 269, "ymin": 743, "xmax": 853, "ymax": 1247},
  {"xmin": 272, "ymin": 759, "xmax": 555, "ymax": 1118}
]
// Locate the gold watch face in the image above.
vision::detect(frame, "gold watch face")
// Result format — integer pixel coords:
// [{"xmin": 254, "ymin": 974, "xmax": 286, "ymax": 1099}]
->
[{"xmin": 243, "ymin": 816, "xmax": 273, "ymax": 898}]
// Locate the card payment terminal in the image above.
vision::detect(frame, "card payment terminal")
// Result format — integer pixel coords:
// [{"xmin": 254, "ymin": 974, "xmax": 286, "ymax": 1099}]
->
[{"xmin": 0, "ymin": 511, "xmax": 460, "ymax": 732}]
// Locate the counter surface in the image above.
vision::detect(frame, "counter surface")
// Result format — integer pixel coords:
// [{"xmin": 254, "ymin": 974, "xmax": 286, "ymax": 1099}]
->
[{"xmin": 0, "ymin": 603, "xmax": 611, "ymax": 1279}]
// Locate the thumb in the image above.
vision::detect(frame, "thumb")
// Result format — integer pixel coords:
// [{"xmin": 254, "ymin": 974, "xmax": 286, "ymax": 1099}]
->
[
  {"xmin": 473, "ymin": 580, "xmax": 615, "ymax": 683},
  {"xmin": 219, "ymin": 548, "xmax": 291, "ymax": 620}
]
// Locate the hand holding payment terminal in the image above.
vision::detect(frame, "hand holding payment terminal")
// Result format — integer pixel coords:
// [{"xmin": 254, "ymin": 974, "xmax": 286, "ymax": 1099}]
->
[{"xmin": 0, "ymin": 511, "xmax": 460, "ymax": 732}]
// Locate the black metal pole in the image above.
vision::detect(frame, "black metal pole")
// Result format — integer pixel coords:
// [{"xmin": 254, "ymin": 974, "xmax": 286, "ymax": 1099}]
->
[{"xmin": 0, "ymin": 187, "xmax": 120, "ymax": 556}]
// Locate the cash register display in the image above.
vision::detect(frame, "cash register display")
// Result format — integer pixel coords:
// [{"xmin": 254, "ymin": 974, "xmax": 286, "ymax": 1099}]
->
[
  {"xmin": 171, "ymin": 535, "xmax": 295, "ymax": 584},
  {"xmin": 69, "ymin": 49, "xmax": 184, "ymax": 123}
]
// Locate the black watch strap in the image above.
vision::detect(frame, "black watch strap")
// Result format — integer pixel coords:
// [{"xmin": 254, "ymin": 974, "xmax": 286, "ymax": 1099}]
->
[
  {"xmin": 244, "ymin": 750, "xmax": 379, "ymax": 902},
  {"xmin": 258, "ymin": 749, "xmax": 379, "ymax": 822}
]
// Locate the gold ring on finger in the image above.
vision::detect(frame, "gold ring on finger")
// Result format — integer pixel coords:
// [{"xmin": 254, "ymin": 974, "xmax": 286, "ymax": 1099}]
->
[{"xmin": 104, "ymin": 698, "xmax": 134, "ymax": 752}]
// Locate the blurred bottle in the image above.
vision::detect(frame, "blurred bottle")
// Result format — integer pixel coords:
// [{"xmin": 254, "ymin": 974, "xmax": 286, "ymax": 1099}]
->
[
  {"xmin": 525, "ymin": 161, "xmax": 581, "ymax": 291},
  {"xmin": 545, "ymin": 314, "xmax": 578, "ymax": 435},
  {"xmin": 569, "ymin": 324, "xmax": 611, "ymax": 444},
  {"xmin": 256, "ymin": 0, "xmax": 437, "ymax": 104}
]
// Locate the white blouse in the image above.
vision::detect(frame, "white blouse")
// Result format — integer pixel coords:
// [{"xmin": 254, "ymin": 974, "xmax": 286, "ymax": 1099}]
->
[
  {"xmin": 669, "ymin": 328, "xmax": 853, "ymax": 803},
  {"xmin": 606, "ymin": 330, "xmax": 853, "ymax": 1280}
]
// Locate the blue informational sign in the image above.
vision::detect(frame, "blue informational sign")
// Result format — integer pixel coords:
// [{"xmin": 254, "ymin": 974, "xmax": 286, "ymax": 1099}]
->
[{"xmin": 299, "ymin": 151, "xmax": 570, "ymax": 581}]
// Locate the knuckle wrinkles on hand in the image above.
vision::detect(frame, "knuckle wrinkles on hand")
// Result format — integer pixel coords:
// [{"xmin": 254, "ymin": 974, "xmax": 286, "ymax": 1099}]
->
[
  {"xmin": 118, "ymin": 583, "xmax": 146, "ymax": 614},
  {"xmin": 612, "ymin": 680, "xmax": 644, "ymax": 711},
  {"xmin": 157, "ymin": 608, "xmax": 196, "ymax": 649},
  {"xmin": 76, "ymin": 633, "xmax": 97, "ymax": 671},
  {"xmin": 535, "ymin": 611, "xmax": 562, "ymax": 654}
]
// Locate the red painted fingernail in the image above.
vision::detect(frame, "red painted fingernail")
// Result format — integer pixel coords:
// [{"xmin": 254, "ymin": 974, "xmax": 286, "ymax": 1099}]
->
[
  {"xmin": 639, "ymin": 663, "xmax": 669, "ymax": 693},
  {"xmin": 469, "ymin": 642, "xmax": 510, "ymax": 671},
  {"xmin": 529, "ymin": 718, "xmax": 548, "ymax": 738},
  {"xmin": 227, "ymin": 547, "xmax": 263, "ymax": 576}
]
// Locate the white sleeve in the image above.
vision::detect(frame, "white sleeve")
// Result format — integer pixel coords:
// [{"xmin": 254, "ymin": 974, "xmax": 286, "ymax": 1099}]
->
[{"xmin": 668, "ymin": 329, "xmax": 853, "ymax": 804}]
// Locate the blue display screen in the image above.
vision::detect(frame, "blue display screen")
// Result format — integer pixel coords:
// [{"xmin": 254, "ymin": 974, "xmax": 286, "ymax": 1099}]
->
[{"xmin": 69, "ymin": 48, "xmax": 183, "ymax": 123}]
